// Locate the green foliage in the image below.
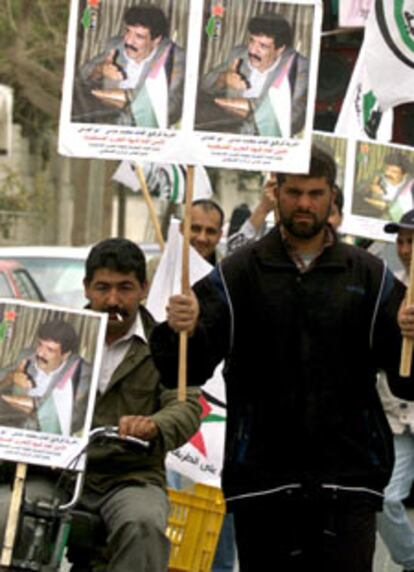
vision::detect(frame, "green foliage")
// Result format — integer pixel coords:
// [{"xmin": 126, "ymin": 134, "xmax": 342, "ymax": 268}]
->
[{"xmin": 0, "ymin": 0, "xmax": 70, "ymax": 143}]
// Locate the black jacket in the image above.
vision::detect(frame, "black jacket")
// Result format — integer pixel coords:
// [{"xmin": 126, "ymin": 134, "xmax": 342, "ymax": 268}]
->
[{"xmin": 151, "ymin": 227, "xmax": 412, "ymax": 507}]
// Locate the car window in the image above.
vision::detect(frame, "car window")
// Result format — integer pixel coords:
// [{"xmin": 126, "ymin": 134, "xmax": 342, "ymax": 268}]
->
[
  {"xmin": 12, "ymin": 269, "xmax": 43, "ymax": 301},
  {"xmin": 13, "ymin": 258, "xmax": 87, "ymax": 308},
  {"xmin": 0, "ymin": 272, "xmax": 13, "ymax": 297}
]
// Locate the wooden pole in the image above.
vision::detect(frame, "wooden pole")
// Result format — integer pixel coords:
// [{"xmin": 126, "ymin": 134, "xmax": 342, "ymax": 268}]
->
[
  {"xmin": 400, "ymin": 245, "xmax": 414, "ymax": 376},
  {"xmin": 0, "ymin": 462, "xmax": 27, "ymax": 566},
  {"xmin": 135, "ymin": 166, "xmax": 165, "ymax": 251},
  {"xmin": 178, "ymin": 166, "xmax": 195, "ymax": 401}
]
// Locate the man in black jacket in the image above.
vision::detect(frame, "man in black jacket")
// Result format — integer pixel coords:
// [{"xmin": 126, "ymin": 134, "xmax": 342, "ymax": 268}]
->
[{"xmin": 150, "ymin": 146, "xmax": 414, "ymax": 572}]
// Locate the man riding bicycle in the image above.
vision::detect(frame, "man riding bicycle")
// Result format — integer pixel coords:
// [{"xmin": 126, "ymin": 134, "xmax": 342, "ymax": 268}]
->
[{"xmin": 0, "ymin": 238, "xmax": 202, "ymax": 572}]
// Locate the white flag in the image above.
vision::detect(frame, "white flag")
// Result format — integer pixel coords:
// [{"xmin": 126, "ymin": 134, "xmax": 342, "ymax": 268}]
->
[
  {"xmin": 146, "ymin": 219, "xmax": 212, "ymax": 322},
  {"xmin": 146, "ymin": 219, "xmax": 226, "ymax": 486},
  {"xmin": 335, "ymin": 48, "xmax": 394, "ymax": 141},
  {"xmin": 339, "ymin": 0, "xmax": 373, "ymax": 27},
  {"xmin": 111, "ymin": 161, "xmax": 140, "ymax": 192},
  {"xmin": 336, "ymin": 0, "xmax": 414, "ymax": 141}
]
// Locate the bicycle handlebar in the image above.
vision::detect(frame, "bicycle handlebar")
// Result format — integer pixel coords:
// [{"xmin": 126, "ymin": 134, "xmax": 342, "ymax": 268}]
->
[
  {"xmin": 58, "ymin": 426, "xmax": 150, "ymax": 511},
  {"xmin": 88, "ymin": 425, "xmax": 150, "ymax": 449}
]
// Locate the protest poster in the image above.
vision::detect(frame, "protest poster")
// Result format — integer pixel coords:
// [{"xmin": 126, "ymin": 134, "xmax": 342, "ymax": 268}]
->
[
  {"xmin": 59, "ymin": 0, "xmax": 193, "ymax": 162},
  {"xmin": 191, "ymin": 0, "xmax": 322, "ymax": 173},
  {"xmin": 0, "ymin": 85, "xmax": 13, "ymax": 158},
  {"xmin": 338, "ymin": 0, "xmax": 372, "ymax": 28},
  {"xmin": 341, "ymin": 139, "xmax": 414, "ymax": 242},
  {"xmin": 59, "ymin": 0, "xmax": 322, "ymax": 174},
  {"xmin": 0, "ymin": 299, "xmax": 107, "ymax": 470}
]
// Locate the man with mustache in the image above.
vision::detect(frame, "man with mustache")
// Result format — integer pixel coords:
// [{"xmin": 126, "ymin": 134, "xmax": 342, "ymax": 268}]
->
[
  {"xmin": 151, "ymin": 146, "xmax": 414, "ymax": 571},
  {"xmin": 0, "ymin": 239, "xmax": 201, "ymax": 571},
  {"xmin": 76, "ymin": 4, "xmax": 185, "ymax": 128},
  {"xmin": 63, "ymin": 237, "xmax": 200, "ymax": 571},
  {"xmin": 361, "ymin": 153, "xmax": 414, "ymax": 222},
  {"xmin": 0, "ymin": 319, "xmax": 90, "ymax": 436},
  {"xmin": 197, "ymin": 12, "xmax": 309, "ymax": 137}
]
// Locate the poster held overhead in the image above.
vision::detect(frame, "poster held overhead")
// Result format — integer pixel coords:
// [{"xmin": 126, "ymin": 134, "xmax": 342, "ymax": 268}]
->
[
  {"xmin": 192, "ymin": 0, "xmax": 322, "ymax": 172},
  {"xmin": 59, "ymin": 0, "xmax": 322, "ymax": 174}
]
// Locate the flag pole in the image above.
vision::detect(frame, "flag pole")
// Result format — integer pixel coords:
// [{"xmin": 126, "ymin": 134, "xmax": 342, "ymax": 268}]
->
[
  {"xmin": 1, "ymin": 462, "xmax": 27, "ymax": 566},
  {"xmin": 400, "ymin": 244, "xmax": 414, "ymax": 376},
  {"xmin": 135, "ymin": 166, "xmax": 165, "ymax": 251},
  {"xmin": 178, "ymin": 165, "xmax": 194, "ymax": 401}
]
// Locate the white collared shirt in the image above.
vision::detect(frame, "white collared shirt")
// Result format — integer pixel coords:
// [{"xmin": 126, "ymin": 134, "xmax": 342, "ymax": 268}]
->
[
  {"xmin": 243, "ymin": 56, "xmax": 281, "ymax": 98},
  {"xmin": 99, "ymin": 312, "xmax": 147, "ymax": 394},
  {"xmin": 119, "ymin": 47, "xmax": 157, "ymax": 89}
]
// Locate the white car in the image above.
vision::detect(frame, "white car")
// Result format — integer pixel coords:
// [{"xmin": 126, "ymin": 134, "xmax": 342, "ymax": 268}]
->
[{"xmin": 0, "ymin": 244, "xmax": 160, "ymax": 309}]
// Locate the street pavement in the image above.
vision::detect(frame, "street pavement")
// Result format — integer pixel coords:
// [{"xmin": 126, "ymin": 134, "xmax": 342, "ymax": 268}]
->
[
  {"xmin": 61, "ymin": 511, "xmax": 410, "ymax": 572},
  {"xmin": 374, "ymin": 531, "xmax": 401, "ymax": 572}
]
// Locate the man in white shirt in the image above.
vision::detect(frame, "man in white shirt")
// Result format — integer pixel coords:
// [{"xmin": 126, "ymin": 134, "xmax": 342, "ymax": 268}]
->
[
  {"xmin": 197, "ymin": 13, "xmax": 309, "ymax": 136},
  {"xmin": 64, "ymin": 237, "xmax": 201, "ymax": 571}
]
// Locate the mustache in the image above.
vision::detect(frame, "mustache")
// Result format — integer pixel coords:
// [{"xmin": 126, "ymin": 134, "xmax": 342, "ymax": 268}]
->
[
  {"xmin": 35, "ymin": 355, "xmax": 48, "ymax": 365},
  {"xmin": 124, "ymin": 43, "xmax": 138, "ymax": 53},
  {"xmin": 248, "ymin": 52, "xmax": 262, "ymax": 62}
]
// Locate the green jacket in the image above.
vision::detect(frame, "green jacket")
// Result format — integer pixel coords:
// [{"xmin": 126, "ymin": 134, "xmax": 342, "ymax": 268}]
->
[{"xmin": 85, "ymin": 307, "xmax": 201, "ymax": 494}]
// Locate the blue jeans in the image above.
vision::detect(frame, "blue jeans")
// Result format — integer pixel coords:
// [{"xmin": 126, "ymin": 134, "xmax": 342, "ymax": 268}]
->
[
  {"xmin": 213, "ymin": 513, "xmax": 236, "ymax": 572},
  {"xmin": 377, "ymin": 431, "xmax": 414, "ymax": 570}
]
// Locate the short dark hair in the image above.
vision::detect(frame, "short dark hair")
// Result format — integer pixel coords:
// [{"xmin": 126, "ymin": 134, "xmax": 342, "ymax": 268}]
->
[
  {"xmin": 191, "ymin": 199, "xmax": 225, "ymax": 228},
  {"xmin": 277, "ymin": 145, "xmax": 337, "ymax": 189},
  {"xmin": 333, "ymin": 184, "xmax": 344, "ymax": 215},
  {"xmin": 124, "ymin": 4, "xmax": 168, "ymax": 39},
  {"xmin": 384, "ymin": 153, "xmax": 411, "ymax": 174},
  {"xmin": 85, "ymin": 238, "xmax": 146, "ymax": 285},
  {"xmin": 248, "ymin": 13, "xmax": 292, "ymax": 49},
  {"xmin": 37, "ymin": 320, "xmax": 79, "ymax": 354}
]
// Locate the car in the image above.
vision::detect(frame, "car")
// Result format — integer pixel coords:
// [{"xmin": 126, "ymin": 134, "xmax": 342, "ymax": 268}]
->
[
  {"xmin": 0, "ymin": 244, "xmax": 161, "ymax": 309},
  {"xmin": 0, "ymin": 259, "xmax": 45, "ymax": 301},
  {"xmin": 0, "ymin": 246, "xmax": 91, "ymax": 309}
]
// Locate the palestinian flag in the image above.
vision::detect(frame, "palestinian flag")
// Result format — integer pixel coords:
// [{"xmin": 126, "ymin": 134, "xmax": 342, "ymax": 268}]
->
[
  {"xmin": 112, "ymin": 162, "xmax": 213, "ymax": 203},
  {"xmin": 364, "ymin": 0, "xmax": 414, "ymax": 111},
  {"xmin": 336, "ymin": 1, "xmax": 414, "ymax": 141}
]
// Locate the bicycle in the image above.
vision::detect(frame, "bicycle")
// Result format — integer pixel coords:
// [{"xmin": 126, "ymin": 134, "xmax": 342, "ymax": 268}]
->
[{"xmin": 0, "ymin": 426, "xmax": 149, "ymax": 572}]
